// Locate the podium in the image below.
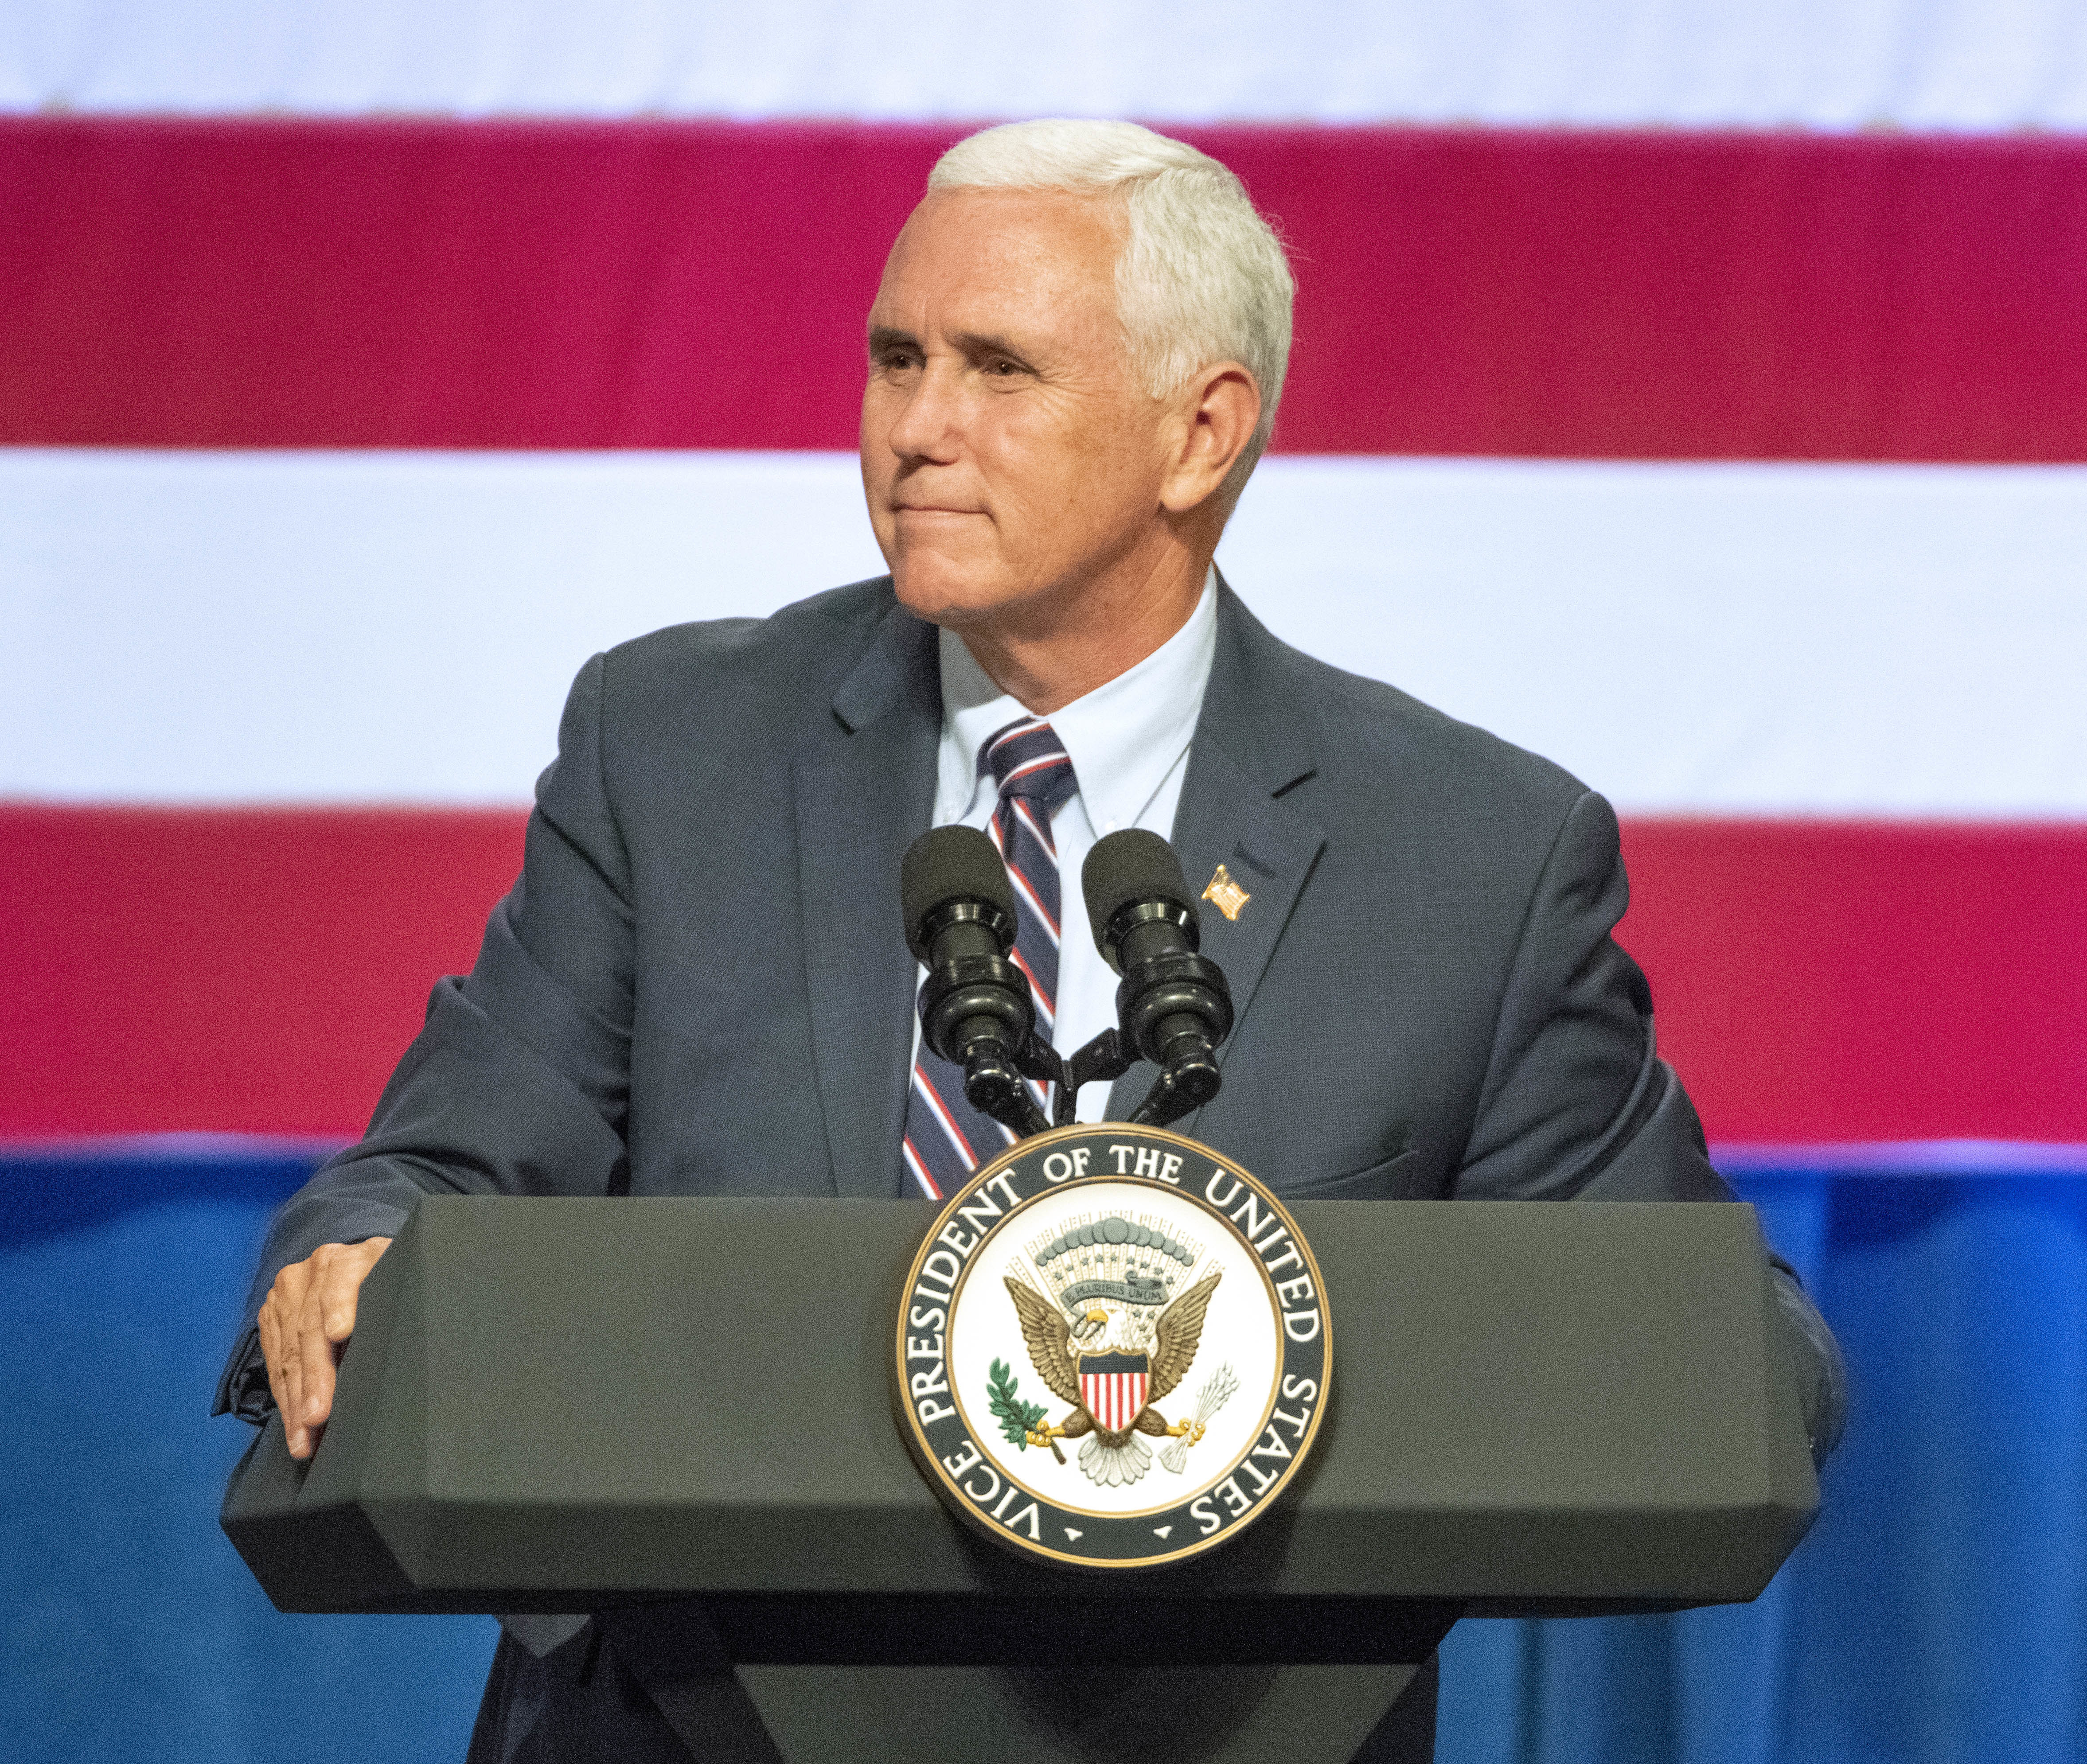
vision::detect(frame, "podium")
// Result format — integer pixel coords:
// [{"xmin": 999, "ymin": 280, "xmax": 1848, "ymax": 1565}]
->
[{"xmin": 222, "ymin": 1196, "xmax": 1817, "ymax": 1761}]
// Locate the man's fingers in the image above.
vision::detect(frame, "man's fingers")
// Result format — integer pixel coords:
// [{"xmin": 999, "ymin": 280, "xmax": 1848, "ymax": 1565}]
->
[
  {"xmin": 270, "ymin": 1238, "xmax": 394, "ymax": 1460},
  {"xmin": 296, "ymin": 1271, "xmax": 338, "ymax": 1429},
  {"xmin": 318, "ymin": 1237, "xmax": 391, "ymax": 1343},
  {"xmin": 261, "ymin": 1261, "xmax": 311, "ymax": 1441},
  {"xmin": 257, "ymin": 1304, "xmax": 281, "ymax": 1408},
  {"xmin": 320, "ymin": 1277, "xmax": 360, "ymax": 1343},
  {"xmin": 257, "ymin": 1240, "xmax": 394, "ymax": 1460}
]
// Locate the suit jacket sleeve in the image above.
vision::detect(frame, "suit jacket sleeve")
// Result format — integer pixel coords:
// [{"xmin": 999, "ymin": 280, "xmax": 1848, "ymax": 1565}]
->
[
  {"xmin": 1455, "ymin": 788, "xmax": 1847, "ymax": 1462},
  {"xmin": 213, "ymin": 653, "xmax": 637, "ymax": 1420}
]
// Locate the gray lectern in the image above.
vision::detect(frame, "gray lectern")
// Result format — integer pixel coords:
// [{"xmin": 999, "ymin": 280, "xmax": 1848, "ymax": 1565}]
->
[{"xmin": 223, "ymin": 1197, "xmax": 1816, "ymax": 1762}]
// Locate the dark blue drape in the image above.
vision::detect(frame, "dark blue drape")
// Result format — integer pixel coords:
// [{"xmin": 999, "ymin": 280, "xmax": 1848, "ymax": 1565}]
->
[
  {"xmin": 0, "ymin": 1151, "xmax": 496, "ymax": 1764},
  {"xmin": 5, "ymin": 1150, "xmax": 2082, "ymax": 1763},
  {"xmin": 1439, "ymin": 1168, "xmax": 2087, "ymax": 1764}
]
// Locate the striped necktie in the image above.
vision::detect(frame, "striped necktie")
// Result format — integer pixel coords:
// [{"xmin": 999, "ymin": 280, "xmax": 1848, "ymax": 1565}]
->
[{"xmin": 901, "ymin": 717, "xmax": 1080, "ymax": 1199}]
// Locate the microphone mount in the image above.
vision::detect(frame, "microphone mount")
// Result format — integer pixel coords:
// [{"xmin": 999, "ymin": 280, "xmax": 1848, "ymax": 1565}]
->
[
  {"xmin": 904, "ymin": 833, "xmax": 1058, "ymax": 1141},
  {"xmin": 913, "ymin": 920, "xmax": 1058, "ymax": 1140},
  {"xmin": 1056, "ymin": 832, "xmax": 1239, "ymax": 1131},
  {"xmin": 1107, "ymin": 899, "xmax": 1234, "ymax": 1128},
  {"xmin": 903, "ymin": 826, "xmax": 1239, "ymax": 1142}
]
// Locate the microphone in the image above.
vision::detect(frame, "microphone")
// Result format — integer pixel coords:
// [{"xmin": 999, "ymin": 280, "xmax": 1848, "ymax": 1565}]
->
[
  {"xmin": 1081, "ymin": 829, "xmax": 1236, "ymax": 1127},
  {"xmin": 901, "ymin": 825, "xmax": 1055, "ymax": 1138}
]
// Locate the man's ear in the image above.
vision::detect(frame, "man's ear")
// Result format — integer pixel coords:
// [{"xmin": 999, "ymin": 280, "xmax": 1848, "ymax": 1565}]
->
[{"xmin": 1159, "ymin": 363, "xmax": 1262, "ymax": 516}]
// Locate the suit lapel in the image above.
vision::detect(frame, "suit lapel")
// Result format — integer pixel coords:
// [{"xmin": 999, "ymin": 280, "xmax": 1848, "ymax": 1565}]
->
[
  {"xmin": 794, "ymin": 602, "xmax": 941, "ymax": 1197},
  {"xmin": 1106, "ymin": 579, "xmax": 1327, "ymax": 1126}
]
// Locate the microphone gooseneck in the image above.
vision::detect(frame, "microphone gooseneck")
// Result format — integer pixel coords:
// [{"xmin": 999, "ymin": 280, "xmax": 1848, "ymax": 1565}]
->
[
  {"xmin": 1080, "ymin": 830, "xmax": 1236, "ymax": 1128},
  {"xmin": 901, "ymin": 826, "xmax": 1054, "ymax": 1138}
]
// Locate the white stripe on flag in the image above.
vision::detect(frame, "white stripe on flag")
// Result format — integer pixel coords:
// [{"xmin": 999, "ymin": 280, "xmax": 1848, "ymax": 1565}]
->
[
  {"xmin": 16, "ymin": 0, "xmax": 2084, "ymax": 130},
  {"xmin": 5, "ymin": 451, "xmax": 2084, "ymax": 816}
]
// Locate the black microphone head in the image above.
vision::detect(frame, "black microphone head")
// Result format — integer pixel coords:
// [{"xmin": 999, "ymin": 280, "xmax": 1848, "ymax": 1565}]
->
[
  {"xmin": 901, "ymin": 825, "xmax": 1016, "ymax": 963},
  {"xmin": 1082, "ymin": 829, "xmax": 1199, "ymax": 972}
]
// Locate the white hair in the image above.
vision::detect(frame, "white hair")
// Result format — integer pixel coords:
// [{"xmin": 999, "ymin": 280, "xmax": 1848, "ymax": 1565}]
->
[{"xmin": 928, "ymin": 119, "xmax": 1295, "ymax": 498}]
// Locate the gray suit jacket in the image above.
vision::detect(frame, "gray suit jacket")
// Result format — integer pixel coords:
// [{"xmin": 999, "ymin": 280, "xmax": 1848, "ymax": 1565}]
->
[
  {"xmin": 218, "ymin": 576, "xmax": 1837, "ymax": 1429},
  {"xmin": 218, "ymin": 575, "xmax": 1843, "ymax": 1761}
]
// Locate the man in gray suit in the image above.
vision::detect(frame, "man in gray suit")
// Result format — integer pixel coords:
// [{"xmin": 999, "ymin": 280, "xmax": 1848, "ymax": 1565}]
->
[{"xmin": 220, "ymin": 120, "xmax": 1842, "ymax": 1760}]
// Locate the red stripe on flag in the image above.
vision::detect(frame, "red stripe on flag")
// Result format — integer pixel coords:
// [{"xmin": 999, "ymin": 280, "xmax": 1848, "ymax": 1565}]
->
[
  {"xmin": 1618, "ymin": 819, "xmax": 2087, "ymax": 1146},
  {"xmin": 4, "ymin": 806, "xmax": 2084, "ymax": 1145},
  {"xmin": 0, "ymin": 804, "xmax": 524, "ymax": 1140},
  {"xmin": 4, "ymin": 118, "xmax": 2083, "ymax": 460}
]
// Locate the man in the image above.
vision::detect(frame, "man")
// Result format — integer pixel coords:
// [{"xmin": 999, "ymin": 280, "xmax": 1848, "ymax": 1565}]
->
[{"xmin": 219, "ymin": 120, "xmax": 1843, "ymax": 1761}]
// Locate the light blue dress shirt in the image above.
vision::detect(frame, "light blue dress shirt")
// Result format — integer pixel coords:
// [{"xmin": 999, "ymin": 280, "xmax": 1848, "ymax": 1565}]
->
[{"xmin": 925, "ymin": 570, "xmax": 1219, "ymax": 1123}]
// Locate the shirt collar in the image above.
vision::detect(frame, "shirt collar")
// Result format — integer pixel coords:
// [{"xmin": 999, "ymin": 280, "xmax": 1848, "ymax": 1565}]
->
[{"xmin": 936, "ymin": 567, "xmax": 1219, "ymax": 835}]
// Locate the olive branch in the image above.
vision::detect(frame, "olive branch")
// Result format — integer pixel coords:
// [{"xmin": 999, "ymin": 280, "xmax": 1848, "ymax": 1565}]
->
[{"xmin": 987, "ymin": 1358, "xmax": 1049, "ymax": 1451}]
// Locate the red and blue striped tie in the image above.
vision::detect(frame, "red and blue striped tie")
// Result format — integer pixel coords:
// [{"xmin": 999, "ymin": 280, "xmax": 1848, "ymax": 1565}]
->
[{"xmin": 901, "ymin": 718, "xmax": 1080, "ymax": 1199}]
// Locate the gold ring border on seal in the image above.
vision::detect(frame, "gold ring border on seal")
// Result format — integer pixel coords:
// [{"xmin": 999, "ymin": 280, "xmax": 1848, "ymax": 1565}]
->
[{"xmin": 893, "ymin": 1121, "xmax": 1334, "ymax": 1572}]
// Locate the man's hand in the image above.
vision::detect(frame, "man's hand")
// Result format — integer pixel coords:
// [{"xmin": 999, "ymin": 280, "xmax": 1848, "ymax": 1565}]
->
[{"xmin": 258, "ymin": 1238, "xmax": 393, "ymax": 1460}]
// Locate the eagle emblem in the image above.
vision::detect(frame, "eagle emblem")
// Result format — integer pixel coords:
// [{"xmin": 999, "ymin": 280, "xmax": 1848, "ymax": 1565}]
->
[
  {"xmin": 1005, "ymin": 1268, "xmax": 1223, "ymax": 1487},
  {"xmin": 898, "ymin": 1124, "xmax": 1332, "ymax": 1568}
]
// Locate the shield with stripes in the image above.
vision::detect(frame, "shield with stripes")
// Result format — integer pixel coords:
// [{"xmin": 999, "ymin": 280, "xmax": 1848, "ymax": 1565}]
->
[{"xmin": 1078, "ymin": 1351, "xmax": 1151, "ymax": 1433}]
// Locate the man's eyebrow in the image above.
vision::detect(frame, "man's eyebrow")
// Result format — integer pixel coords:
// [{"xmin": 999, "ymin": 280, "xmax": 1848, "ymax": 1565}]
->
[
  {"xmin": 866, "ymin": 325, "xmax": 1039, "ymax": 365},
  {"xmin": 951, "ymin": 331, "xmax": 1032, "ymax": 362}
]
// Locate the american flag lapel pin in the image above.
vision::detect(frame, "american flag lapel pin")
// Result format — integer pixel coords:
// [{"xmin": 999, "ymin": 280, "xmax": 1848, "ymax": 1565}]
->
[{"xmin": 1202, "ymin": 863, "xmax": 1250, "ymax": 922}]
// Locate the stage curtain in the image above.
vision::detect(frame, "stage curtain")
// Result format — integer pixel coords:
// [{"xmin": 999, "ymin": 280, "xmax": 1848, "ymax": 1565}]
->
[
  {"xmin": 1439, "ymin": 1168, "xmax": 2087, "ymax": 1764},
  {"xmin": 4, "ymin": 1153, "xmax": 2082, "ymax": 1763}
]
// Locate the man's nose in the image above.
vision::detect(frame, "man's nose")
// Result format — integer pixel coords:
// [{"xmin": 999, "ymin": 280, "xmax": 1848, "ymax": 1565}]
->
[{"xmin": 885, "ymin": 358, "xmax": 966, "ymax": 463}]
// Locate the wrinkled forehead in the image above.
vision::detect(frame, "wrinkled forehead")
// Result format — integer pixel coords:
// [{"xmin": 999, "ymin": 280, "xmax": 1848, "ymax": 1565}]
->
[{"xmin": 869, "ymin": 187, "xmax": 1126, "ymax": 333}]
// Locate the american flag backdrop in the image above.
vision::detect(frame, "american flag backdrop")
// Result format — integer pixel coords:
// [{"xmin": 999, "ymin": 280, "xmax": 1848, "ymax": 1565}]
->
[
  {"xmin": 5, "ymin": 8, "xmax": 2087, "ymax": 1762},
  {"xmin": 4, "ymin": 3, "xmax": 2083, "ymax": 1167}
]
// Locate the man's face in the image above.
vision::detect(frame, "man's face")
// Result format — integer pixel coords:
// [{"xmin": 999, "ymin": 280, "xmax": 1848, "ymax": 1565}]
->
[{"xmin": 861, "ymin": 189, "xmax": 1175, "ymax": 637}]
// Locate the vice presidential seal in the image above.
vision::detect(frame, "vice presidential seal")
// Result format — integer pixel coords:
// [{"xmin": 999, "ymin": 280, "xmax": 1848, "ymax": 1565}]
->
[{"xmin": 895, "ymin": 1121, "xmax": 1330, "ymax": 1569}]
